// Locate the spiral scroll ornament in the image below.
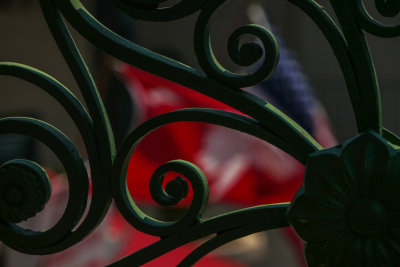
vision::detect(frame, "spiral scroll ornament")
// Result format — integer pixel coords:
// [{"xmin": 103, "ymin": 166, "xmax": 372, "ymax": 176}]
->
[
  {"xmin": 351, "ymin": 0, "xmax": 400, "ymax": 37},
  {"xmin": 195, "ymin": 0, "xmax": 279, "ymax": 88},
  {"xmin": 111, "ymin": 113, "xmax": 211, "ymax": 237},
  {"xmin": 0, "ymin": 61, "xmax": 115, "ymax": 254},
  {"xmin": 113, "ymin": 157, "xmax": 209, "ymax": 237},
  {"xmin": 375, "ymin": 0, "xmax": 400, "ymax": 17},
  {"xmin": 0, "ymin": 118, "xmax": 89, "ymax": 254}
]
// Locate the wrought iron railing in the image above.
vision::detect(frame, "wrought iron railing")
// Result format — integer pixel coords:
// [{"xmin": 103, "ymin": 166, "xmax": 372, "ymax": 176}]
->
[{"xmin": 1, "ymin": 0, "xmax": 400, "ymax": 266}]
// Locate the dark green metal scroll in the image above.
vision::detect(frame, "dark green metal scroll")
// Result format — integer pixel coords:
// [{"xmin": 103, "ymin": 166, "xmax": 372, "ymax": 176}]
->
[{"xmin": 0, "ymin": 0, "xmax": 399, "ymax": 266}]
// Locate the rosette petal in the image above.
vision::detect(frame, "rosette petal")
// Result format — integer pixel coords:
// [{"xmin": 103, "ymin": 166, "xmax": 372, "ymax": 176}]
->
[
  {"xmin": 383, "ymin": 237, "xmax": 400, "ymax": 264},
  {"xmin": 305, "ymin": 232, "xmax": 356, "ymax": 267},
  {"xmin": 304, "ymin": 149, "xmax": 352, "ymax": 208},
  {"xmin": 341, "ymin": 131, "xmax": 391, "ymax": 196},
  {"xmin": 381, "ymin": 152, "xmax": 400, "ymax": 209},
  {"xmin": 288, "ymin": 191, "xmax": 345, "ymax": 243},
  {"xmin": 288, "ymin": 130, "xmax": 400, "ymax": 266}
]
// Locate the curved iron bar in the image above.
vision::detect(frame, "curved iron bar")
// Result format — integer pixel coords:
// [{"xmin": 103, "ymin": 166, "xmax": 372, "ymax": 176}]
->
[
  {"xmin": 177, "ymin": 218, "xmax": 282, "ymax": 266},
  {"xmin": 0, "ymin": 118, "xmax": 88, "ymax": 254},
  {"xmin": 39, "ymin": 0, "xmax": 116, "ymax": 253},
  {"xmin": 329, "ymin": 0, "xmax": 382, "ymax": 134},
  {"xmin": 53, "ymin": 0, "xmax": 321, "ymax": 165},
  {"xmin": 350, "ymin": 0, "xmax": 400, "ymax": 37},
  {"xmin": 111, "ymin": 108, "xmax": 319, "ymax": 235},
  {"xmin": 383, "ymin": 128, "xmax": 400, "ymax": 146},
  {"xmin": 0, "ymin": 63, "xmax": 111, "ymax": 254},
  {"xmin": 111, "ymin": 108, "xmax": 319, "ymax": 237},
  {"xmin": 40, "ymin": 0, "xmax": 115, "ymax": 161},
  {"xmin": 108, "ymin": 204, "xmax": 288, "ymax": 266},
  {"xmin": 54, "ymin": 0, "xmax": 383, "ymax": 135},
  {"xmin": 194, "ymin": 0, "xmax": 279, "ymax": 88},
  {"xmin": 287, "ymin": 0, "xmax": 380, "ymax": 134}
]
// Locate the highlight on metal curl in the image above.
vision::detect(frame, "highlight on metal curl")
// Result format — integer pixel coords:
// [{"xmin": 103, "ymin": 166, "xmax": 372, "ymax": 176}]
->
[
  {"xmin": 112, "ymin": 157, "xmax": 209, "ymax": 238},
  {"xmin": 149, "ymin": 162, "xmax": 191, "ymax": 207},
  {"xmin": 111, "ymin": 114, "xmax": 210, "ymax": 237},
  {"xmin": 194, "ymin": 0, "xmax": 279, "ymax": 88},
  {"xmin": 149, "ymin": 159, "xmax": 209, "ymax": 222},
  {"xmin": 375, "ymin": 0, "xmax": 400, "ymax": 17},
  {"xmin": 351, "ymin": 0, "xmax": 400, "ymax": 37}
]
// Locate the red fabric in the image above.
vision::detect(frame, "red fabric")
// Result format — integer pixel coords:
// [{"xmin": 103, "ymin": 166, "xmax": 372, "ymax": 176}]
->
[
  {"xmin": 119, "ymin": 65, "xmax": 304, "ymax": 206},
  {"xmin": 36, "ymin": 65, "xmax": 315, "ymax": 267},
  {"xmin": 39, "ymin": 174, "xmax": 243, "ymax": 267}
]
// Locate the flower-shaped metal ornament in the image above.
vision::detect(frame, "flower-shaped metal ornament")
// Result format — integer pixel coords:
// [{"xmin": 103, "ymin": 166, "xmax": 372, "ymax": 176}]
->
[
  {"xmin": 0, "ymin": 160, "xmax": 51, "ymax": 223},
  {"xmin": 287, "ymin": 130, "xmax": 400, "ymax": 266}
]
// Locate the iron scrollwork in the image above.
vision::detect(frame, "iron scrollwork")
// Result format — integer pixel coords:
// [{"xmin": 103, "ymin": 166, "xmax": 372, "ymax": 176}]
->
[
  {"xmin": 0, "ymin": 0, "xmax": 399, "ymax": 265},
  {"xmin": 288, "ymin": 130, "xmax": 400, "ymax": 266}
]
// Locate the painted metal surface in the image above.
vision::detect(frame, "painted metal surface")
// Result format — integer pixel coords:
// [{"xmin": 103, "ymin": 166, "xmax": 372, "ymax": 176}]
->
[{"xmin": 0, "ymin": 0, "xmax": 399, "ymax": 266}]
